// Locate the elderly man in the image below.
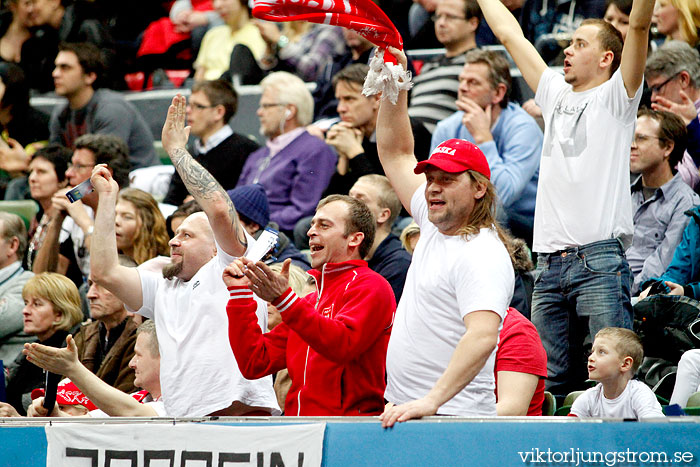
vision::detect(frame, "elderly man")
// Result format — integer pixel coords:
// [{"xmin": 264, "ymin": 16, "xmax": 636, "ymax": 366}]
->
[
  {"xmin": 376, "ymin": 50, "xmax": 515, "ymax": 426},
  {"xmin": 0, "ymin": 212, "xmax": 34, "ymax": 366},
  {"xmin": 224, "ymin": 194, "xmax": 396, "ymax": 416},
  {"xmin": 87, "ymin": 95, "xmax": 280, "ymax": 418},
  {"xmin": 236, "ymin": 72, "xmax": 336, "ymax": 237},
  {"xmin": 72, "ymin": 256, "xmax": 142, "ymax": 393}
]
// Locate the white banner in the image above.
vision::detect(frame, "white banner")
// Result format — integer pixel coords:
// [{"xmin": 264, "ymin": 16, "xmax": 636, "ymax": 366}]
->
[{"xmin": 45, "ymin": 422, "xmax": 325, "ymax": 467}]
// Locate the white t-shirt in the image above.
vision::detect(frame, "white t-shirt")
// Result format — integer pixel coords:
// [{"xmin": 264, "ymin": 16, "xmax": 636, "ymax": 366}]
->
[
  {"xmin": 570, "ymin": 380, "xmax": 664, "ymax": 419},
  {"xmin": 384, "ymin": 185, "xmax": 514, "ymax": 416},
  {"xmin": 533, "ymin": 68, "xmax": 643, "ymax": 253},
  {"xmin": 133, "ymin": 238, "xmax": 281, "ymax": 418},
  {"xmin": 89, "ymin": 393, "xmax": 167, "ymax": 417}
]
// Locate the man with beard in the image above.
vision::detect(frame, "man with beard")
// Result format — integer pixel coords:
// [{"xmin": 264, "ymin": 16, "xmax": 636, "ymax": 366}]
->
[{"xmin": 88, "ymin": 95, "xmax": 280, "ymax": 418}]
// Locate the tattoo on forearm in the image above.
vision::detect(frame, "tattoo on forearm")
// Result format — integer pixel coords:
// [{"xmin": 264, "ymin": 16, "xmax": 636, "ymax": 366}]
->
[{"xmin": 171, "ymin": 147, "xmax": 245, "ymax": 246}]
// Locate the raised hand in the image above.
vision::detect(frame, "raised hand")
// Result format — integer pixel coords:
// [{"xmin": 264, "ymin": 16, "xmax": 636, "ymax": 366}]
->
[
  {"xmin": 24, "ymin": 334, "xmax": 80, "ymax": 377},
  {"xmin": 161, "ymin": 95, "xmax": 191, "ymax": 156},
  {"xmin": 90, "ymin": 164, "xmax": 119, "ymax": 195}
]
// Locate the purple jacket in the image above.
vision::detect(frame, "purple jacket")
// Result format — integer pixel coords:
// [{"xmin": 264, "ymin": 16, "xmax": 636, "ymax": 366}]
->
[{"xmin": 236, "ymin": 131, "xmax": 337, "ymax": 231}]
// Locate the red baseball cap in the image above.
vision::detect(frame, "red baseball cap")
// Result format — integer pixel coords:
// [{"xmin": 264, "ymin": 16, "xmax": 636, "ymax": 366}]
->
[{"xmin": 414, "ymin": 139, "xmax": 491, "ymax": 179}]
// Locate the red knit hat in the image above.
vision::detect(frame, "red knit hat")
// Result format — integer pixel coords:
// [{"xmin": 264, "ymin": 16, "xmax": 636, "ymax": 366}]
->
[{"xmin": 414, "ymin": 139, "xmax": 491, "ymax": 179}]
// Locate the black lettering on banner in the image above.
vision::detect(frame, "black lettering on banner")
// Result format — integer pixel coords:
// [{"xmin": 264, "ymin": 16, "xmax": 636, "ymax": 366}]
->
[
  {"xmin": 269, "ymin": 453, "xmax": 286, "ymax": 467},
  {"xmin": 144, "ymin": 450, "xmax": 176, "ymax": 467},
  {"xmin": 257, "ymin": 452, "xmax": 305, "ymax": 467},
  {"xmin": 181, "ymin": 451, "xmax": 213, "ymax": 467},
  {"xmin": 218, "ymin": 453, "xmax": 251, "ymax": 465},
  {"xmin": 105, "ymin": 450, "xmax": 137, "ymax": 466},
  {"xmin": 66, "ymin": 447, "xmax": 98, "ymax": 467}
]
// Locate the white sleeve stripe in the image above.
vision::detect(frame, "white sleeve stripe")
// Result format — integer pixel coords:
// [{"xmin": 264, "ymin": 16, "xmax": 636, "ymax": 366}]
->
[
  {"xmin": 276, "ymin": 292, "xmax": 299, "ymax": 312},
  {"xmin": 229, "ymin": 290, "xmax": 254, "ymax": 300}
]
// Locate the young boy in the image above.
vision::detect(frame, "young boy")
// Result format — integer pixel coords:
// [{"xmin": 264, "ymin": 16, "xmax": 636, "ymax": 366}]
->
[{"xmin": 569, "ymin": 328, "xmax": 664, "ymax": 419}]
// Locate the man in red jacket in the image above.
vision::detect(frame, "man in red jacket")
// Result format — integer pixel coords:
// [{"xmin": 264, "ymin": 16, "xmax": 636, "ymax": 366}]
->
[{"xmin": 223, "ymin": 194, "xmax": 396, "ymax": 416}]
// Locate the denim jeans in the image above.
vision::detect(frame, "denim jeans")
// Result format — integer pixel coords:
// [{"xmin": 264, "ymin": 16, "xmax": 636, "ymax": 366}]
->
[{"xmin": 531, "ymin": 239, "xmax": 633, "ymax": 397}]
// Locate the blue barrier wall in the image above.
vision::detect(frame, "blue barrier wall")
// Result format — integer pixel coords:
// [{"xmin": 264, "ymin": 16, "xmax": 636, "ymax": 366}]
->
[{"xmin": 2, "ymin": 418, "xmax": 700, "ymax": 467}]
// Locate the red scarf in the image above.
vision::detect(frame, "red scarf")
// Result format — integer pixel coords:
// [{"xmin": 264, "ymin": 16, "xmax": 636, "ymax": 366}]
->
[{"xmin": 251, "ymin": 0, "xmax": 402, "ymax": 62}]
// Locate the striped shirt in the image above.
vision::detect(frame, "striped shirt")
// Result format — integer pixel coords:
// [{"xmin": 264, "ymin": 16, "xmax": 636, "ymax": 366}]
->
[{"xmin": 408, "ymin": 53, "xmax": 467, "ymax": 134}]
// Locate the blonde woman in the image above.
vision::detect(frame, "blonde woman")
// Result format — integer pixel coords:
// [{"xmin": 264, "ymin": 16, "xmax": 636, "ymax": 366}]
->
[
  {"xmin": 3, "ymin": 273, "xmax": 82, "ymax": 415},
  {"xmin": 653, "ymin": 0, "xmax": 700, "ymax": 46}
]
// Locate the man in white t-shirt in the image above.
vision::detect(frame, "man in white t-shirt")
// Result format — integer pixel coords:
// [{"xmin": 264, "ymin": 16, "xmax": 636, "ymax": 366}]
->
[
  {"xmin": 375, "ymin": 50, "xmax": 514, "ymax": 426},
  {"xmin": 88, "ymin": 95, "xmax": 280, "ymax": 418},
  {"xmin": 475, "ymin": 0, "xmax": 654, "ymax": 397}
]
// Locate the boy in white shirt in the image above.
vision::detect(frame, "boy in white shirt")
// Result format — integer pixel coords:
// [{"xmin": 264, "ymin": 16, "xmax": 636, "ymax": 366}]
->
[{"xmin": 570, "ymin": 327, "xmax": 664, "ymax": 419}]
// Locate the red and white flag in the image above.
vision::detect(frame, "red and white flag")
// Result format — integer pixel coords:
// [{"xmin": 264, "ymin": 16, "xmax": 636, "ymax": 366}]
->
[{"xmin": 252, "ymin": 0, "xmax": 412, "ymax": 103}]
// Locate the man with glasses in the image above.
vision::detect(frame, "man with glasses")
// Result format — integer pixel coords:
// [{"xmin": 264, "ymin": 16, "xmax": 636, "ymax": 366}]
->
[
  {"xmin": 236, "ymin": 71, "xmax": 336, "ymax": 238},
  {"xmin": 163, "ymin": 80, "xmax": 259, "ymax": 206},
  {"xmin": 628, "ymin": 108, "xmax": 699, "ymax": 295},
  {"xmin": 645, "ymin": 41, "xmax": 700, "ymax": 191},
  {"xmin": 407, "ymin": 0, "xmax": 482, "ymax": 133},
  {"xmin": 32, "ymin": 134, "xmax": 130, "ymax": 286}
]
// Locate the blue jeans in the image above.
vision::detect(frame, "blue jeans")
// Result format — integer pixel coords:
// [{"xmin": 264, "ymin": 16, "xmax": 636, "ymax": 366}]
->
[{"xmin": 531, "ymin": 239, "xmax": 633, "ymax": 397}]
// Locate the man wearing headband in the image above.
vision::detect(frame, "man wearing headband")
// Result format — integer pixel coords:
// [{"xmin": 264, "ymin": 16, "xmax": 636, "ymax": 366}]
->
[{"xmin": 375, "ymin": 54, "xmax": 514, "ymax": 425}]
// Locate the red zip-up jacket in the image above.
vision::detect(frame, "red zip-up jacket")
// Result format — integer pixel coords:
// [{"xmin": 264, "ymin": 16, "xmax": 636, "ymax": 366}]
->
[{"xmin": 226, "ymin": 260, "xmax": 396, "ymax": 416}]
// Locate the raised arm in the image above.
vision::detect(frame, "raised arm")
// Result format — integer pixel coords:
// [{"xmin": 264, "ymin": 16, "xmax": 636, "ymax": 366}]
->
[
  {"xmin": 24, "ymin": 336, "xmax": 157, "ymax": 417},
  {"xmin": 474, "ymin": 0, "xmax": 547, "ymax": 93},
  {"xmin": 376, "ymin": 49, "xmax": 427, "ymax": 214},
  {"xmin": 620, "ymin": 0, "xmax": 654, "ymax": 97},
  {"xmin": 90, "ymin": 165, "xmax": 143, "ymax": 311},
  {"xmin": 161, "ymin": 95, "xmax": 247, "ymax": 257}
]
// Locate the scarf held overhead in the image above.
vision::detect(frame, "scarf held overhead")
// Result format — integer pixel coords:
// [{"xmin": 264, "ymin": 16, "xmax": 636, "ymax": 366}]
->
[{"xmin": 251, "ymin": 0, "xmax": 412, "ymax": 103}]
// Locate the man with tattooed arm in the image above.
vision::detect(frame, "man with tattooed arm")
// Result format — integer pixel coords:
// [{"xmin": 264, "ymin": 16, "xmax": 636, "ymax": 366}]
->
[{"xmin": 88, "ymin": 95, "xmax": 280, "ymax": 417}]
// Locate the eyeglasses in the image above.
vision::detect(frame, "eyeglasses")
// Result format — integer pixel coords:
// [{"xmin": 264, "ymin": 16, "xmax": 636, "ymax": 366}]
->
[
  {"xmin": 187, "ymin": 102, "xmax": 216, "ymax": 111},
  {"xmin": 259, "ymin": 103, "xmax": 286, "ymax": 109},
  {"xmin": 431, "ymin": 13, "xmax": 467, "ymax": 22},
  {"xmin": 648, "ymin": 72, "xmax": 681, "ymax": 94},
  {"xmin": 67, "ymin": 162, "xmax": 93, "ymax": 170},
  {"xmin": 633, "ymin": 133, "xmax": 664, "ymax": 145}
]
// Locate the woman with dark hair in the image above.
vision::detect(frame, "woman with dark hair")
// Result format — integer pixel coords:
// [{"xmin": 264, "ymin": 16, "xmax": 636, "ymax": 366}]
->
[
  {"xmin": 604, "ymin": 0, "xmax": 633, "ymax": 41},
  {"xmin": 24, "ymin": 145, "xmax": 71, "ymax": 271}
]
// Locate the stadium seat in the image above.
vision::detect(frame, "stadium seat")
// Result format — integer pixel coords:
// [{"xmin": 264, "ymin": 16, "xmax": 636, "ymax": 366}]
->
[
  {"xmin": 0, "ymin": 199, "xmax": 39, "ymax": 229},
  {"xmin": 542, "ymin": 391, "xmax": 556, "ymax": 416},
  {"xmin": 686, "ymin": 391, "xmax": 700, "ymax": 408},
  {"xmin": 553, "ymin": 390, "xmax": 586, "ymax": 416}
]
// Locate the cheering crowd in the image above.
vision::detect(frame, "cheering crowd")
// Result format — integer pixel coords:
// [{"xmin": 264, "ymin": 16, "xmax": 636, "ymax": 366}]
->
[{"xmin": 1, "ymin": 0, "xmax": 700, "ymax": 421}]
